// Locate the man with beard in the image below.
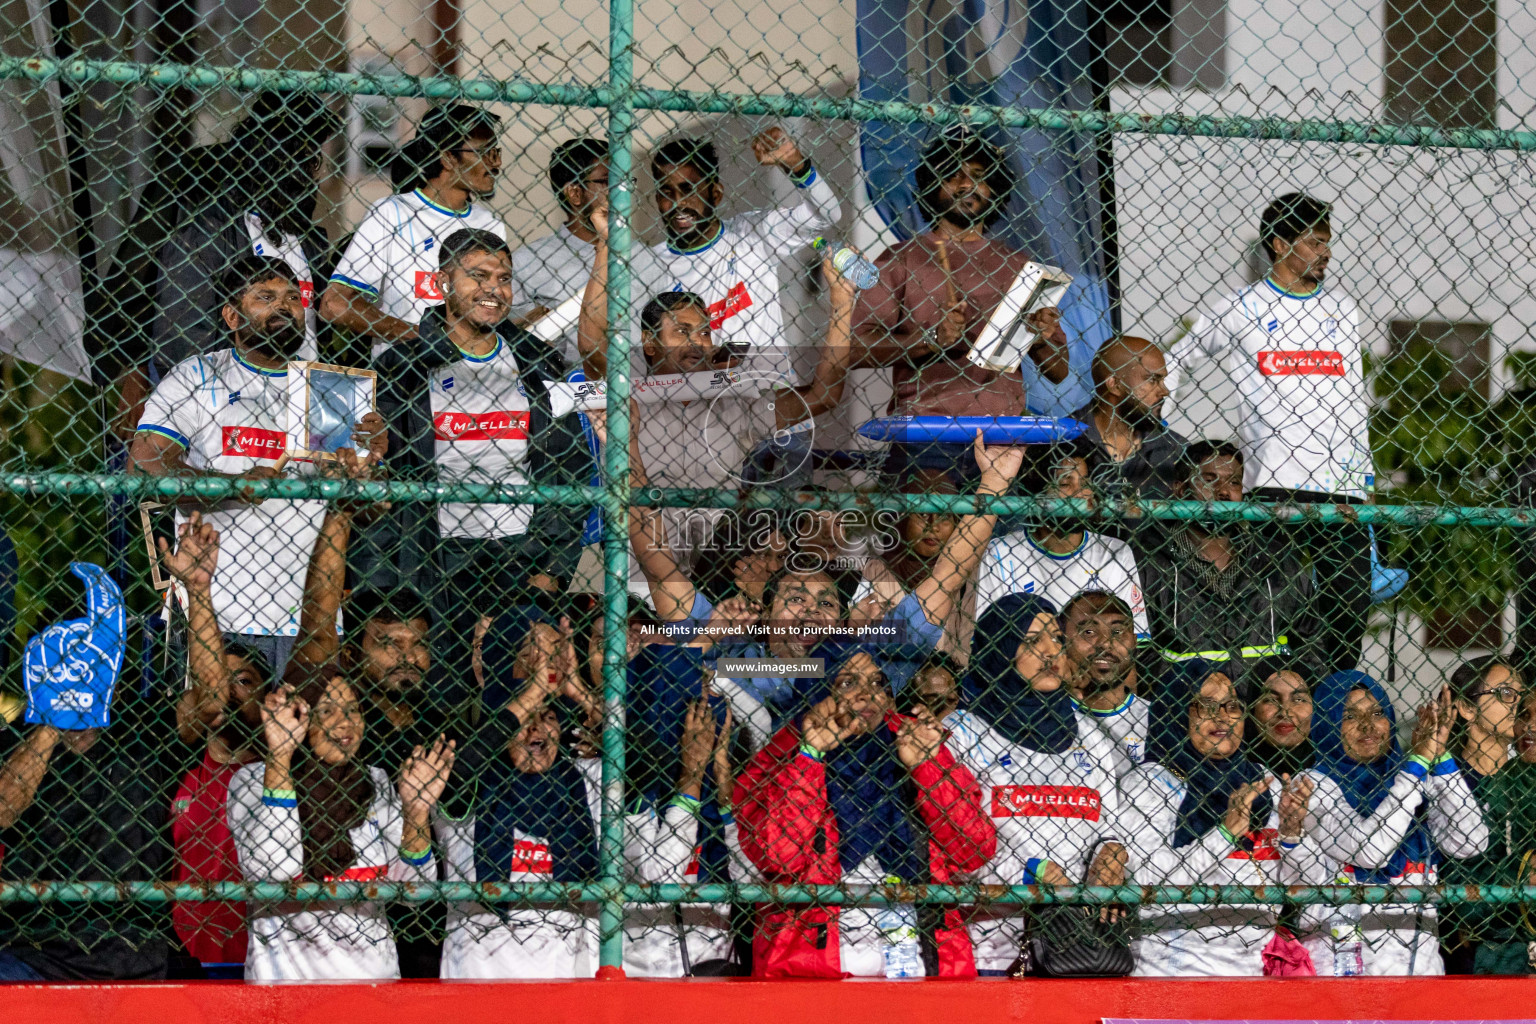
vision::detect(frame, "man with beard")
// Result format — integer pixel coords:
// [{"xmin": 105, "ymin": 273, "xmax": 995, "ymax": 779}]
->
[
  {"xmin": 1072, "ymin": 334, "xmax": 1189, "ymax": 501},
  {"xmin": 851, "ymin": 130, "xmax": 1070, "ymax": 451},
  {"xmin": 1129, "ymin": 441, "xmax": 1325, "ymax": 678},
  {"xmin": 639, "ymin": 127, "xmax": 841, "ymax": 382},
  {"xmin": 321, "ymin": 105, "xmax": 508, "ymax": 347},
  {"xmin": 1170, "ymin": 194, "xmax": 1371, "ymax": 673},
  {"xmin": 1058, "ymin": 589, "xmax": 1146, "ymax": 778},
  {"xmin": 131, "ymin": 256, "xmax": 380, "ymax": 675}
]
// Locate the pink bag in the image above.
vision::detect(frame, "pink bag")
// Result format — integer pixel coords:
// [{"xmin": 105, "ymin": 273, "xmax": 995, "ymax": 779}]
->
[{"xmin": 1262, "ymin": 927, "xmax": 1317, "ymax": 977}]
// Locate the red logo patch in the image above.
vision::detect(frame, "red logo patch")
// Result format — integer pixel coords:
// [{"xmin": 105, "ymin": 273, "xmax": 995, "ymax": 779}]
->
[
  {"xmin": 325, "ymin": 865, "xmax": 388, "ymax": 882},
  {"xmin": 433, "ymin": 410, "xmax": 530, "ymax": 442},
  {"xmin": 706, "ymin": 281, "xmax": 753, "ymax": 330},
  {"xmin": 990, "ymin": 785, "xmax": 1101, "ymax": 820},
  {"xmin": 1257, "ymin": 350, "xmax": 1345, "ymax": 376},
  {"xmin": 299, "ymin": 280, "xmax": 314, "ymax": 308},
  {"xmin": 510, "ymin": 839, "xmax": 553, "ymax": 876},
  {"xmin": 221, "ymin": 426, "xmax": 286, "ymax": 459},
  {"xmin": 414, "ymin": 270, "xmax": 444, "ymax": 301},
  {"xmin": 1227, "ymin": 827, "xmax": 1282, "ymax": 861}
]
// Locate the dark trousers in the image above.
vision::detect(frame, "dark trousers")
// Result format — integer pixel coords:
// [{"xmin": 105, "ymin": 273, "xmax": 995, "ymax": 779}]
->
[{"xmin": 1252, "ymin": 488, "xmax": 1369, "ymax": 677}]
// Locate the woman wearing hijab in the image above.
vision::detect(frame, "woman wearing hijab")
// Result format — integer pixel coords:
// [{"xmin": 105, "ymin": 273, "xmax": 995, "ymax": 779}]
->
[
  {"xmin": 228, "ymin": 666, "xmax": 455, "ymax": 980},
  {"xmin": 1115, "ymin": 660, "xmax": 1312, "ymax": 976},
  {"xmin": 943, "ymin": 593, "xmax": 1127, "ymax": 974},
  {"xmin": 619, "ymin": 642, "xmax": 738, "ymax": 976},
  {"xmin": 1246, "ymin": 660, "xmax": 1317, "ymax": 777},
  {"xmin": 1438, "ymin": 657, "xmax": 1528, "ymax": 973},
  {"xmin": 1287, "ymin": 671, "xmax": 1488, "ymax": 975},
  {"xmin": 436, "ymin": 628, "xmax": 601, "ymax": 979},
  {"xmin": 733, "ymin": 644, "xmax": 996, "ymax": 977}
]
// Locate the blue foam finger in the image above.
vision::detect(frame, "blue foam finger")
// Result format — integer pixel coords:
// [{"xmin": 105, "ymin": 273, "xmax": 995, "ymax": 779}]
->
[{"xmin": 856, "ymin": 416, "xmax": 1088, "ymax": 445}]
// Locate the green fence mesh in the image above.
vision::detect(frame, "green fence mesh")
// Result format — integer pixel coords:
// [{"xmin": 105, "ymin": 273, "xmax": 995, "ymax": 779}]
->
[{"xmin": 1, "ymin": 0, "xmax": 1535, "ymax": 983}]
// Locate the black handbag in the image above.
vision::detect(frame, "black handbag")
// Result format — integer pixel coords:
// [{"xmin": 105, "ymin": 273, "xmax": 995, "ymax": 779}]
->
[{"xmin": 1014, "ymin": 906, "xmax": 1134, "ymax": 978}]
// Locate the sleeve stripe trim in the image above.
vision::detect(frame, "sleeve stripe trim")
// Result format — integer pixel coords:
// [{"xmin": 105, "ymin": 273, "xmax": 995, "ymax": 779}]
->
[
  {"xmin": 399, "ymin": 848, "xmax": 434, "ymax": 865},
  {"xmin": 791, "ymin": 166, "xmax": 818, "ymax": 187},
  {"xmin": 260, "ymin": 795, "xmax": 298, "ymax": 808},
  {"xmin": 136, "ymin": 424, "xmax": 190, "ymax": 449},
  {"xmin": 328, "ymin": 274, "xmax": 380, "ymax": 296}
]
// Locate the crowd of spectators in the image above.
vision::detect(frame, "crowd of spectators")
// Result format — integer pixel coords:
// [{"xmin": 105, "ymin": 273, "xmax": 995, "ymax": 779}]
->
[{"xmin": 2, "ymin": 99, "xmax": 1533, "ymax": 985}]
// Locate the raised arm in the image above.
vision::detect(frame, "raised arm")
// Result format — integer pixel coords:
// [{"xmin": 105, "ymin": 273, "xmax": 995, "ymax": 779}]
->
[
  {"xmin": 746, "ymin": 128, "xmax": 843, "ymax": 255},
  {"xmin": 907, "ymin": 433, "xmax": 1026, "ymax": 634},
  {"xmin": 577, "ymin": 204, "xmax": 613, "ymax": 378},
  {"xmin": 0, "ymin": 726, "xmax": 61, "ymax": 829},
  {"xmin": 162, "ymin": 513, "xmax": 230, "ymax": 742},
  {"xmin": 773, "ymin": 257, "xmax": 857, "ymax": 431},
  {"xmin": 625, "ymin": 432, "xmax": 701, "ymax": 623},
  {"xmin": 290, "ymin": 431, "xmax": 388, "ymax": 672}
]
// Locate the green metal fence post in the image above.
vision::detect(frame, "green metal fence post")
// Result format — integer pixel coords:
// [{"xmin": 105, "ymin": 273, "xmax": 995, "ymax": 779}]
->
[{"xmin": 596, "ymin": 0, "xmax": 637, "ymax": 976}]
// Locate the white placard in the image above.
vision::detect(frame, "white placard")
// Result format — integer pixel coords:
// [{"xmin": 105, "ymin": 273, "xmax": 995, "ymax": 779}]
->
[
  {"xmin": 966, "ymin": 261, "xmax": 1073, "ymax": 373},
  {"xmin": 544, "ymin": 367, "xmax": 782, "ymax": 417}
]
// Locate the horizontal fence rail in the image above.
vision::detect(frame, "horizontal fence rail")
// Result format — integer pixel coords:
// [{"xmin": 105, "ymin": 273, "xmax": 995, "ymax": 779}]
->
[{"xmin": 8, "ymin": 56, "xmax": 1536, "ymax": 149}]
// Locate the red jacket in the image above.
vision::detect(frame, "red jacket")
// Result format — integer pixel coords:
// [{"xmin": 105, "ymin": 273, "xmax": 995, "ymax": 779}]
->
[{"xmin": 733, "ymin": 715, "xmax": 997, "ymax": 978}]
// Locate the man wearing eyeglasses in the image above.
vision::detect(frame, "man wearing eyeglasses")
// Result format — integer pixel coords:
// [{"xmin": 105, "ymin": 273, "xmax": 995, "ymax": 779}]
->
[
  {"xmin": 320, "ymin": 105, "xmax": 509, "ymax": 348},
  {"xmin": 507, "ymin": 138, "xmax": 662, "ymax": 370}
]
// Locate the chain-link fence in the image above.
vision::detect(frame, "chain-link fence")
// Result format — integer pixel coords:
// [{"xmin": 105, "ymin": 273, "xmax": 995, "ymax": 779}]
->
[{"xmin": 1, "ymin": 0, "xmax": 1535, "ymax": 984}]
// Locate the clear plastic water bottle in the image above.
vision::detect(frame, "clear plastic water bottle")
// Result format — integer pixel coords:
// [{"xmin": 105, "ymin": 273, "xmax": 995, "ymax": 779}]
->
[
  {"xmin": 812, "ymin": 237, "xmax": 880, "ymax": 290},
  {"xmin": 877, "ymin": 903, "xmax": 924, "ymax": 978},
  {"xmin": 1331, "ymin": 901, "xmax": 1365, "ymax": 976}
]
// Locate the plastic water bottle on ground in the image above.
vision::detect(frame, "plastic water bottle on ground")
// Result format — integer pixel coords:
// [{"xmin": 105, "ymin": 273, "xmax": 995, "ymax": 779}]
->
[
  {"xmin": 812, "ymin": 237, "xmax": 880, "ymax": 290},
  {"xmin": 878, "ymin": 902, "xmax": 923, "ymax": 978},
  {"xmin": 1331, "ymin": 900, "xmax": 1365, "ymax": 976}
]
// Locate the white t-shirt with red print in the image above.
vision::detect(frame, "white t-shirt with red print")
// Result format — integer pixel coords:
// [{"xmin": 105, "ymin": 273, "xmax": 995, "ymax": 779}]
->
[
  {"xmin": 642, "ymin": 166, "xmax": 841, "ymax": 384},
  {"xmin": 1171, "ymin": 279, "xmax": 1373, "ymax": 498},
  {"xmin": 429, "ymin": 335, "xmax": 535, "ymax": 540},
  {"xmin": 329, "ymin": 189, "xmax": 508, "ymax": 326},
  {"xmin": 136, "ymin": 347, "xmax": 325, "ymax": 637}
]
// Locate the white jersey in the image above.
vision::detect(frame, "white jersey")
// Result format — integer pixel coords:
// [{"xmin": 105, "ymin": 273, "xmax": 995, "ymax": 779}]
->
[
  {"xmin": 428, "ymin": 335, "xmax": 534, "ymax": 539},
  {"xmin": 944, "ymin": 708, "xmax": 1121, "ymax": 973},
  {"xmin": 227, "ymin": 763, "xmax": 436, "ymax": 981},
  {"xmin": 434, "ymin": 812, "xmax": 598, "ymax": 980},
  {"xmin": 1171, "ymin": 279, "xmax": 1373, "ymax": 497},
  {"xmin": 1286, "ymin": 759, "xmax": 1489, "ymax": 976},
  {"xmin": 1115, "ymin": 766, "xmax": 1299, "ymax": 977},
  {"xmin": 242, "ymin": 211, "xmax": 319, "ymax": 360},
  {"xmin": 1072, "ymin": 692, "xmax": 1149, "ymax": 779},
  {"xmin": 643, "ymin": 167, "xmax": 841, "ymax": 383},
  {"xmin": 136, "ymin": 348, "xmax": 326, "ymax": 637},
  {"xmin": 329, "ymin": 189, "xmax": 508, "ymax": 326},
  {"xmin": 975, "ymin": 530, "xmax": 1148, "ymax": 640}
]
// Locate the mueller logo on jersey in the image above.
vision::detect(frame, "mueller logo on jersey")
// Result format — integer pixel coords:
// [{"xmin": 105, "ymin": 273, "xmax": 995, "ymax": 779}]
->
[
  {"xmin": 221, "ymin": 426, "xmax": 286, "ymax": 459},
  {"xmin": 433, "ymin": 410, "xmax": 531, "ymax": 441},
  {"xmin": 414, "ymin": 270, "xmax": 445, "ymax": 301},
  {"xmin": 706, "ymin": 282, "xmax": 753, "ymax": 329},
  {"xmin": 1227, "ymin": 827, "xmax": 1282, "ymax": 861},
  {"xmin": 1257, "ymin": 350, "xmax": 1346, "ymax": 376},
  {"xmin": 510, "ymin": 839, "xmax": 554, "ymax": 875},
  {"xmin": 991, "ymin": 785, "xmax": 1101, "ymax": 820},
  {"xmin": 299, "ymin": 280, "xmax": 314, "ymax": 308}
]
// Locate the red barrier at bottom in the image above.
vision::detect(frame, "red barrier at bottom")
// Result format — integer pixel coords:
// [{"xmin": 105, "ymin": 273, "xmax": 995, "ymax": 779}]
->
[{"xmin": 7, "ymin": 977, "xmax": 1536, "ymax": 1024}]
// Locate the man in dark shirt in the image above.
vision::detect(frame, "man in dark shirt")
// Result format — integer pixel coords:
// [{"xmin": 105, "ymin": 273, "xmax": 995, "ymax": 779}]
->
[
  {"xmin": 1073, "ymin": 334, "xmax": 1189, "ymax": 501},
  {"xmin": 0, "ymin": 571, "xmax": 194, "ymax": 981},
  {"xmin": 1130, "ymin": 440, "xmax": 1322, "ymax": 674}
]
